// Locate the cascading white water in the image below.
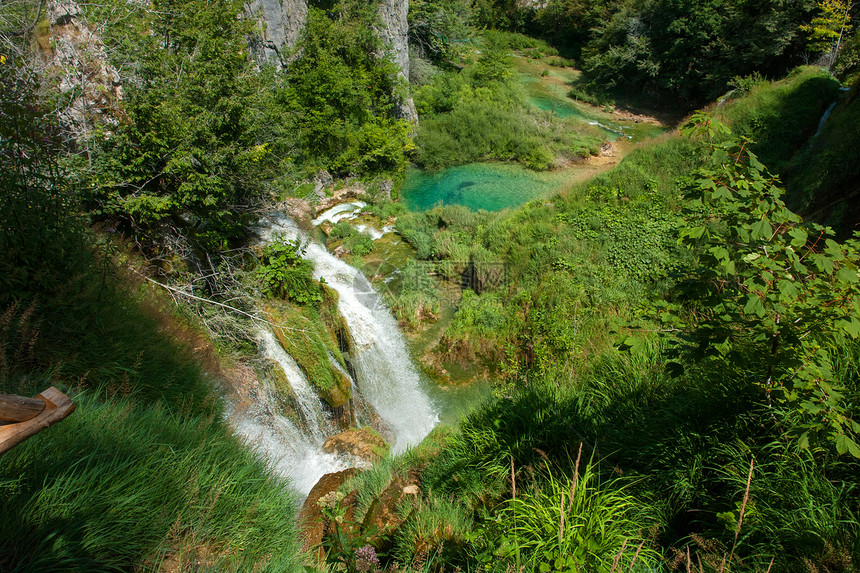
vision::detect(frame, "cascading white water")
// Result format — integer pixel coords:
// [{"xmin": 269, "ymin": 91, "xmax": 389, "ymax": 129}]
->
[
  {"xmin": 229, "ymin": 330, "xmax": 351, "ymax": 495},
  {"xmin": 814, "ymin": 102, "xmax": 837, "ymax": 139},
  {"xmin": 260, "ymin": 213, "xmax": 438, "ymax": 453},
  {"xmin": 232, "ymin": 402, "xmax": 350, "ymax": 496},
  {"xmin": 259, "ymin": 329, "xmax": 331, "ymax": 442}
]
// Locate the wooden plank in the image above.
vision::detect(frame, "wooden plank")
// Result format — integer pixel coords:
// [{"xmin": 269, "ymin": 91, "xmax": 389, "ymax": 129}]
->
[
  {"xmin": 0, "ymin": 387, "xmax": 75, "ymax": 455},
  {"xmin": 0, "ymin": 394, "xmax": 46, "ymax": 422}
]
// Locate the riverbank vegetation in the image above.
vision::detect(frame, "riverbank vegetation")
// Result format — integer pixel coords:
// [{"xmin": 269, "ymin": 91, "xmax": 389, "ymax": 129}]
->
[{"xmin": 413, "ymin": 31, "xmax": 603, "ymax": 170}]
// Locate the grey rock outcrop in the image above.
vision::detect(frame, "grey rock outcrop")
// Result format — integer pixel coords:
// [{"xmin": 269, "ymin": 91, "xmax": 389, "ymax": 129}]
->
[
  {"xmin": 376, "ymin": 0, "xmax": 418, "ymax": 123},
  {"xmin": 245, "ymin": 0, "xmax": 417, "ymax": 122},
  {"xmin": 40, "ymin": 0, "xmax": 123, "ymax": 139},
  {"xmin": 246, "ymin": 0, "xmax": 307, "ymax": 66}
]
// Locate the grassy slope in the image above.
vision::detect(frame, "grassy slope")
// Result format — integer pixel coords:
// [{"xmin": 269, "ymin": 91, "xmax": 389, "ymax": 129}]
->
[
  {"xmin": 0, "ymin": 245, "xmax": 306, "ymax": 571},
  {"xmin": 712, "ymin": 66, "xmax": 860, "ymax": 237},
  {"xmin": 355, "ymin": 66, "xmax": 860, "ymax": 571},
  {"xmin": 783, "ymin": 83, "xmax": 860, "ymax": 238}
]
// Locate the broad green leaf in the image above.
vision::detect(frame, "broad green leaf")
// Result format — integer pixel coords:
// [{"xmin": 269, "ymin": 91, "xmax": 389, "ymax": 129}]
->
[
  {"xmin": 751, "ymin": 218, "xmax": 772, "ymax": 240},
  {"xmin": 810, "ymin": 253, "xmax": 835, "ymax": 274},
  {"xmin": 710, "ymin": 246, "xmax": 730, "ymax": 262},
  {"xmin": 778, "ymin": 279, "xmax": 798, "ymax": 300},
  {"xmin": 684, "ymin": 226, "xmax": 707, "ymax": 240},
  {"xmin": 743, "ymin": 294, "xmax": 765, "ymax": 317},
  {"xmin": 788, "ymin": 228, "xmax": 808, "ymax": 248},
  {"xmin": 835, "ymin": 433, "xmax": 860, "ymax": 457},
  {"xmin": 835, "ymin": 266, "xmax": 859, "ymax": 284},
  {"xmin": 824, "ymin": 239, "xmax": 844, "ymax": 258},
  {"xmin": 835, "ymin": 317, "xmax": 860, "ymax": 338}
]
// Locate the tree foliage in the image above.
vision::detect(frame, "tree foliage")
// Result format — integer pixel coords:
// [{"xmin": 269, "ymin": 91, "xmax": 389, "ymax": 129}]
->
[
  {"xmin": 631, "ymin": 115, "xmax": 860, "ymax": 457},
  {"xmin": 579, "ymin": 0, "xmax": 817, "ymax": 105},
  {"xmin": 0, "ymin": 56, "xmax": 89, "ymax": 303},
  {"xmin": 82, "ymin": 0, "xmax": 270, "ymax": 251},
  {"xmin": 282, "ymin": 5, "xmax": 413, "ymax": 178},
  {"xmin": 408, "ymin": 0, "xmax": 472, "ymax": 62},
  {"xmin": 801, "ymin": 0, "xmax": 853, "ymax": 67}
]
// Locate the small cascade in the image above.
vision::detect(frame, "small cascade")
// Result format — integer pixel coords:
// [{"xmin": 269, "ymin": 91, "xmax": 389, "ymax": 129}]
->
[
  {"xmin": 229, "ymin": 329, "xmax": 351, "ymax": 495},
  {"xmin": 231, "ymin": 400, "xmax": 349, "ymax": 496},
  {"xmin": 230, "ymin": 212, "xmax": 438, "ymax": 495},
  {"xmin": 717, "ymin": 89, "xmax": 737, "ymax": 107},
  {"xmin": 813, "ymin": 101, "xmax": 837, "ymax": 140},
  {"xmin": 259, "ymin": 329, "xmax": 331, "ymax": 441},
  {"xmin": 260, "ymin": 214, "xmax": 438, "ymax": 453}
]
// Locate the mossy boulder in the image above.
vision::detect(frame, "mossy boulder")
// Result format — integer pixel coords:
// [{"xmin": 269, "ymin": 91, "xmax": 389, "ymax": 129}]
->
[
  {"xmin": 322, "ymin": 427, "xmax": 390, "ymax": 465},
  {"xmin": 265, "ymin": 299, "xmax": 352, "ymax": 409}
]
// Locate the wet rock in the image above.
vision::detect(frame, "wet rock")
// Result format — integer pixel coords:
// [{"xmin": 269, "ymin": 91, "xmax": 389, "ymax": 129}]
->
[
  {"xmin": 359, "ymin": 477, "xmax": 421, "ymax": 548},
  {"xmin": 280, "ymin": 198, "xmax": 313, "ymax": 228},
  {"xmin": 314, "ymin": 183, "xmax": 367, "ymax": 213},
  {"xmin": 322, "ymin": 427, "xmax": 390, "ymax": 465},
  {"xmin": 299, "ymin": 468, "xmax": 359, "ymax": 558}
]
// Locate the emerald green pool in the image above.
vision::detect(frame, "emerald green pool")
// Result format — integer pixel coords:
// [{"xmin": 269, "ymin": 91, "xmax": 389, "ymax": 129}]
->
[
  {"xmin": 400, "ymin": 57, "xmax": 669, "ymax": 213},
  {"xmin": 401, "ymin": 163, "xmax": 565, "ymax": 212}
]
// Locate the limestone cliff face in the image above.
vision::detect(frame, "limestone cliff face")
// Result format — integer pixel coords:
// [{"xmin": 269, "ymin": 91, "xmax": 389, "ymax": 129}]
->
[
  {"xmin": 38, "ymin": 0, "xmax": 123, "ymax": 139},
  {"xmin": 247, "ymin": 0, "xmax": 416, "ymax": 122},
  {"xmin": 376, "ymin": 0, "xmax": 418, "ymax": 123},
  {"xmin": 246, "ymin": 0, "xmax": 307, "ymax": 65}
]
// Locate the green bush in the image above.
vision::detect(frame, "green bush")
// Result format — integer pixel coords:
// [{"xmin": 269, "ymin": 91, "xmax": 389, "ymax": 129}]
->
[
  {"xmin": 256, "ymin": 237, "xmax": 322, "ymax": 305},
  {"xmin": 344, "ymin": 232, "xmax": 374, "ymax": 256}
]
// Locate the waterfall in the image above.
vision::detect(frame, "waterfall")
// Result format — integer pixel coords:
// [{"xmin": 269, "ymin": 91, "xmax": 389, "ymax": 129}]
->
[
  {"xmin": 229, "ymin": 329, "xmax": 353, "ymax": 495},
  {"xmin": 259, "ymin": 213, "xmax": 438, "ymax": 453},
  {"xmin": 717, "ymin": 89, "xmax": 737, "ymax": 107},
  {"xmin": 258, "ymin": 329, "xmax": 332, "ymax": 442},
  {"xmin": 231, "ymin": 401, "xmax": 350, "ymax": 496},
  {"xmin": 231, "ymin": 211, "xmax": 437, "ymax": 495},
  {"xmin": 813, "ymin": 101, "xmax": 837, "ymax": 140}
]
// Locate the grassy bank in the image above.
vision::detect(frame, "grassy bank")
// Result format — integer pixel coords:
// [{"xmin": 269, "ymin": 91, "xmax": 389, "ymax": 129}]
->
[
  {"xmin": 0, "ymin": 396, "xmax": 303, "ymax": 572},
  {"xmin": 319, "ymin": 67, "xmax": 860, "ymax": 571},
  {"xmin": 391, "ymin": 133, "xmax": 699, "ymax": 378},
  {"xmin": 412, "ymin": 32, "xmax": 603, "ymax": 171},
  {"xmin": 0, "ymin": 210, "xmax": 308, "ymax": 571}
]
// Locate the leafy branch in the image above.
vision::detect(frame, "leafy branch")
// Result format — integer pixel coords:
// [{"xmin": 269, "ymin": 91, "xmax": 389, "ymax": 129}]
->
[{"xmin": 624, "ymin": 113, "xmax": 860, "ymax": 457}]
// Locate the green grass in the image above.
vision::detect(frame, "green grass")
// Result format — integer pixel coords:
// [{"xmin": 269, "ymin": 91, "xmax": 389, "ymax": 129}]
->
[
  {"xmin": 0, "ymin": 214, "xmax": 308, "ymax": 570},
  {"xmin": 412, "ymin": 35, "xmax": 602, "ymax": 171},
  {"xmin": 415, "ymin": 338, "xmax": 860, "ymax": 570},
  {"xmin": 713, "ymin": 66, "xmax": 841, "ymax": 176},
  {"xmin": 395, "ymin": 132, "xmax": 698, "ymax": 376},
  {"xmin": 485, "ymin": 459, "xmax": 660, "ymax": 571},
  {"xmin": 265, "ymin": 291, "xmax": 352, "ymax": 408},
  {"xmin": 391, "ymin": 495, "xmax": 474, "ymax": 566},
  {"xmin": 0, "ymin": 264, "xmax": 219, "ymax": 418},
  {"xmin": 781, "ymin": 84, "xmax": 860, "ymax": 238},
  {"xmin": 0, "ymin": 396, "xmax": 304, "ymax": 572}
]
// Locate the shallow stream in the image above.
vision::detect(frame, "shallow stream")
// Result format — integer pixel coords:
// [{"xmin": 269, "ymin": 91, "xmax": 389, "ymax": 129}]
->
[{"xmin": 401, "ymin": 57, "xmax": 668, "ymax": 212}]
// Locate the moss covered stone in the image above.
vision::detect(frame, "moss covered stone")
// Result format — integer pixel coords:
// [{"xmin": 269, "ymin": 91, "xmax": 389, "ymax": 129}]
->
[{"xmin": 265, "ymin": 297, "xmax": 353, "ymax": 409}]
